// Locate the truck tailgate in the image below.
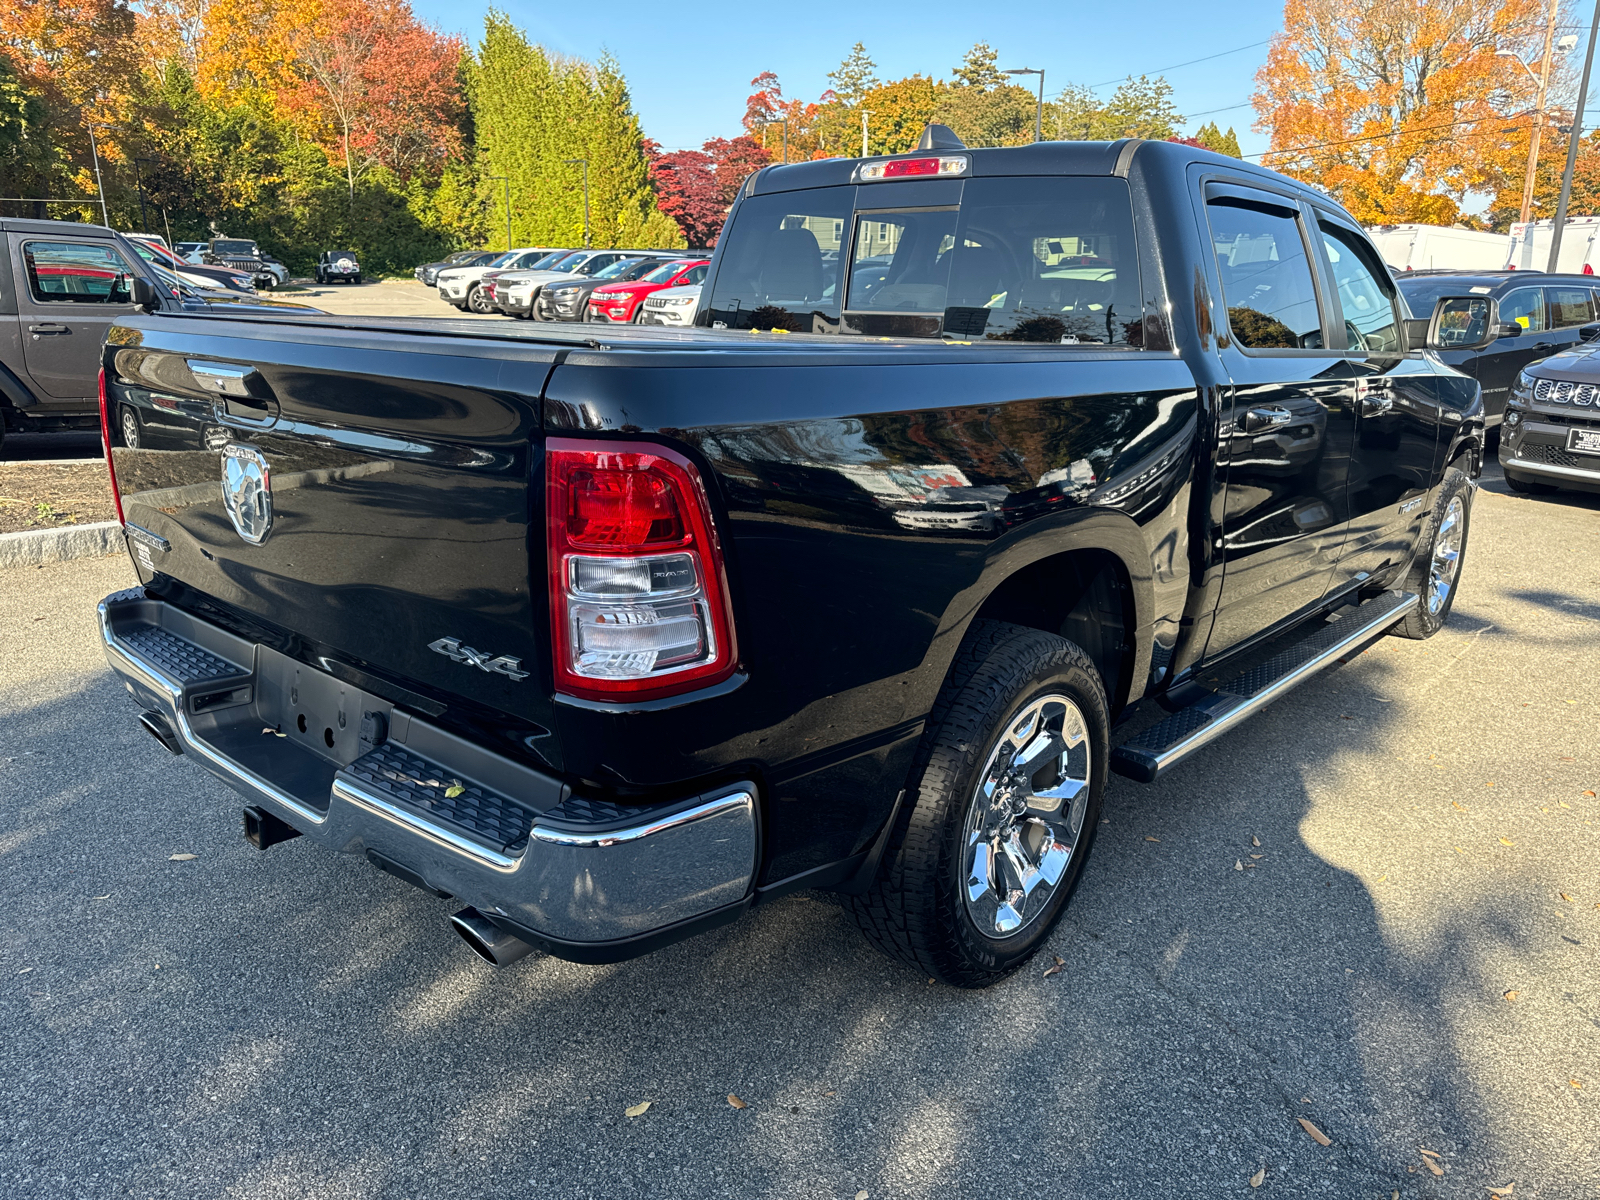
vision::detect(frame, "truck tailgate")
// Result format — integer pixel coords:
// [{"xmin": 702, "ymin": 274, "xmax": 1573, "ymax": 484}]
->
[{"xmin": 104, "ymin": 319, "xmax": 560, "ymax": 734}]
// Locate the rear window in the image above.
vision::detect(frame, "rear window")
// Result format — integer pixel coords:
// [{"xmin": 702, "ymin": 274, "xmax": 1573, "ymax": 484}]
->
[
  {"xmin": 705, "ymin": 177, "xmax": 1142, "ymax": 343},
  {"xmin": 212, "ymin": 240, "xmax": 256, "ymax": 256}
]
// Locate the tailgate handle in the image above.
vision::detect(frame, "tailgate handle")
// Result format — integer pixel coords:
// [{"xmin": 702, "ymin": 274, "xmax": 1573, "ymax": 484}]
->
[{"xmin": 187, "ymin": 360, "xmax": 278, "ymax": 427}]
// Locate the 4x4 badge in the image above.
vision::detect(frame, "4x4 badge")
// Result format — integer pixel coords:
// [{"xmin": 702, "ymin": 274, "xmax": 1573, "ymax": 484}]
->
[{"xmin": 428, "ymin": 637, "xmax": 529, "ymax": 681}]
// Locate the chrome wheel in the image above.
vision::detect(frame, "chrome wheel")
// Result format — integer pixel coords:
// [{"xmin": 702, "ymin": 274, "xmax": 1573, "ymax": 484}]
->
[
  {"xmin": 120, "ymin": 407, "xmax": 139, "ymax": 450},
  {"xmin": 962, "ymin": 694, "xmax": 1092, "ymax": 939},
  {"xmin": 468, "ymin": 286, "xmax": 491, "ymax": 313},
  {"xmin": 1426, "ymin": 494, "xmax": 1465, "ymax": 615}
]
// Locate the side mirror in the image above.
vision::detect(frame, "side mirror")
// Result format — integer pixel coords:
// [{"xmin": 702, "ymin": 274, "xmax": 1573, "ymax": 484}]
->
[
  {"xmin": 1579, "ymin": 322, "xmax": 1600, "ymax": 342},
  {"xmin": 1496, "ymin": 321, "xmax": 1522, "ymax": 339},
  {"xmin": 1420, "ymin": 295, "xmax": 1501, "ymax": 352},
  {"xmin": 128, "ymin": 276, "xmax": 159, "ymax": 311}
]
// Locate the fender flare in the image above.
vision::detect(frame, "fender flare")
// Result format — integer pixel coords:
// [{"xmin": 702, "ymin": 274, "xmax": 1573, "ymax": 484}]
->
[
  {"xmin": 915, "ymin": 506, "xmax": 1156, "ymax": 712},
  {"xmin": 0, "ymin": 359, "xmax": 39, "ymax": 411}
]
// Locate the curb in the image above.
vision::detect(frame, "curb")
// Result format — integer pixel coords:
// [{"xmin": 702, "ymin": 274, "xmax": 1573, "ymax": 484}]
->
[{"xmin": 0, "ymin": 521, "xmax": 124, "ymax": 569}]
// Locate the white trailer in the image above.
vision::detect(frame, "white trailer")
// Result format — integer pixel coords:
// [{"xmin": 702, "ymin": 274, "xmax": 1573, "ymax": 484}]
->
[
  {"xmin": 1367, "ymin": 224, "xmax": 1513, "ymax": 272},
  {"xmin": 1505, "ymin": 216, "xmax": 1600, "ymax": 274}
]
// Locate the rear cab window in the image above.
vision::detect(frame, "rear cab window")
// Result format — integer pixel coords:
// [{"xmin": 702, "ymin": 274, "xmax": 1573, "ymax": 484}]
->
[{"xmin": 704, "ymin": 176, "xmax": 1143, "ymax": 344}]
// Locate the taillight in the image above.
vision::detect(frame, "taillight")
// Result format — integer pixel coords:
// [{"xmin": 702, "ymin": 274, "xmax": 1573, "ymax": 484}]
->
[
  {"xmin": 97, "ymin": 368, "xmax": 125, "ymax": 526},
  {"xmin": 546, "ymin": 439, "xmax": 737, "ymax": 700},
  {"xmin": 857, "ymin": 155, "xmax": 968, "ymax": 181}
]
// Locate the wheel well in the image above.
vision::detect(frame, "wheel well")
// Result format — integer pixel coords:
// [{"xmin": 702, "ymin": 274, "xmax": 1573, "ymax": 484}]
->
[
  {"xmin": 971, "ymin": 549, "xmax": 1136, "ymax": 712},
  {"xmin": 1448, "ymin": 439, "xmax": 1479, "ymax": 476}
]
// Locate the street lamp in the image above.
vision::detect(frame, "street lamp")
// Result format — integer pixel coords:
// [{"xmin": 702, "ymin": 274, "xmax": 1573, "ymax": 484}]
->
[
  {"xmin": 487, "ymin": 175, "xmax": 510, "ymax": 250},
  {"xmin": 563, "ymin": 158, "xmax": 590, "ymax": 248},
  {"xmin": 760, "ymin": 119, "xmax": 789, "ymax": 163},
  {"xmin": 1004, "ymin": 68, "xmax": 1046, "ymax": 143},
  {"xmin": 1498, "ymin": 7, "xmax": 1572, "ymax": 227},
  {"xmin": 860, "ymin": 109, "xmax": 872, "ymax": 158}
]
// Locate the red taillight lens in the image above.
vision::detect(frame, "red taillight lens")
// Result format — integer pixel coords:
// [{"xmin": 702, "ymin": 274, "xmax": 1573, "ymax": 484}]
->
[
  {"xmin": 547, "ymin": 439, "xmax": 737, "ymax": 701},
  {"xmin": 883, "ymin": 157, "xmax": 940, "ymax": 177},
  {"xmin": 97, "ymin": 368, "xmax": 125, "ymax": 526}
]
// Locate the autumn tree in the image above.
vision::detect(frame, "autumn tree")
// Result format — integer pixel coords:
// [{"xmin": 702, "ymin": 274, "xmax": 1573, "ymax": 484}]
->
[
  {"xmin": 1252, "ymin": 0, "xmax": 1551, "ymax": 225},
  {"xmin": 937, "ymin": 42, "xmax": 1035, "ymax": 147}
]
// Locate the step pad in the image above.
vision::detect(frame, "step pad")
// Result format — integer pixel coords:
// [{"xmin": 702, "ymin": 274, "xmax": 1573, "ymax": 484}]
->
[
  {"xmin": 120, "ymin": 626, "xmax": 247, "ymax": 688},
  {"xmin": 341, "ymin": 743, "xmax": 539, "ymax": 855},
  {"xmin": 1112, "ymin": 590, "xmax": 1416, "ymax": 783}
]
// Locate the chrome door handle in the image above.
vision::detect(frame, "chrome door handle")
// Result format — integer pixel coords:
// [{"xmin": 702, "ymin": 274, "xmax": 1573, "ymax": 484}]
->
[
  {"xmin": 1361, "ymin": 393, "xmax": 1395, "ymax": 417},
  {"xmin": 1240, "ymin": 406, "xmax": 1294, "ymax": 432},
  {"xmin": 28, "ymin": 323, "xmax": 68, "ymax": 337}
]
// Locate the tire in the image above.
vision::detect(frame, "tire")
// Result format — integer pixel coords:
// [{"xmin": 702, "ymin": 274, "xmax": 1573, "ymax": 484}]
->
[
  {"xmin": 1392, "ymin": 465, "xmax": 1473, "ymax": 640},
  {"xmin": 352, "ymin": 275, "xmax": 361, "ymax": 285},
  {"xmin": 119, "ymin": 405, "xmax": 140, "ymax": 450},
  {"xmin": 467, "ymin": 285, "xmax": 492, "ymax": 314},
  {"xmin": 1503, "ymin": 466, "xmax": 1555, "ymax": 495},
  {"xmin": 845, "ymin": 620, "xmax": 1110, "ymax": 988}
]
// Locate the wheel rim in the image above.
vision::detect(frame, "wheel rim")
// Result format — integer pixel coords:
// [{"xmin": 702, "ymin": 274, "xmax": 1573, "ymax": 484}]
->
[
  {"xmin": 961, "ymin": 694, "xmax": 1092, "ymax": 939},
  {"xmin": 121, "ymin": 410, "xmax": 138, "ymax": 448},
  {"xmin": 469, "ymin": 288, "xmax": 488, "ymax": 312},
  {"xmin": 1426, "ymin": 495, "xmax": 1465, "ymax": 615}
]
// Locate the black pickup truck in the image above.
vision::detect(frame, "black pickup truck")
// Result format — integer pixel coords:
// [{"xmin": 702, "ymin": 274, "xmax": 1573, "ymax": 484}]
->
[{"xmin": 96, "ymin": 136, "xmax": 1492, "ymax": 987}]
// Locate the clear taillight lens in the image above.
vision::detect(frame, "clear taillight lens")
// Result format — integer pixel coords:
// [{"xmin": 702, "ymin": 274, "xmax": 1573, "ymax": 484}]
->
[{"xmin": 547, "ymin": 439, "xmax": 736, "ymax": 700}]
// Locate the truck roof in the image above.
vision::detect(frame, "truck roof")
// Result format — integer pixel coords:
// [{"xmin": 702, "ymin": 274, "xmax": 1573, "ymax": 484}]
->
[{"xmin": 0, "ymin": 217, "xmax": 118, "ymax": 237}]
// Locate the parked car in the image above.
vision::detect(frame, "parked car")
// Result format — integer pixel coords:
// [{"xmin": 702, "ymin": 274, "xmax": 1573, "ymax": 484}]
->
[
  {"xmin": 528, "ymin": 256, "xmax": 681, "ymax": 321},
  {"xmin": 175, "ymin": 241, "xmax": 206, "ymax": 263},
  {"xmin": 126, "ymin": 234, "xmax": 256, "ymax": 294},
  {"xmin": 639, "ymin": 282, "xmax": 702, "ymax": 326},
  {"xmin": 201, "ymin": 238, "xmax": 277, "ymax": 290},
  {"xmin": 587, "ymin": 259, "xmax": 709, "ymax": 322},
  {"xmin": 491, "ymin": 249, "xmax": 654, "ymax": 318},
  {"xmin": 316, "ymin": 250, "xmax": 362, "ymax": 285},
  {"xmin": 1368, "ymin": 223, "xmax": 1511, "ymax": 272},
  {"xmin": 1395, "ymin": 270, "xmax": 1600, "ymax": 442},
  {"xmin": 258, "ymin": 254, "xmax": 290, "ymax": 288},
  {"xmin": 480, "ymin": 249, "xmax": 578, "ymax": 315},
  {"xmin": 436, "ymin": 248, "xmax": 558, "ymax": 313},
  {"xmin": 94, "ymin": 135, "xmax": 1489, "ymax": 987},
  {"xmin": 415, "ymin": 250, "xmax": 494, "ymax": 288},
  {"xmin": 1498, "ymin": 345, "xmax": 1600, "ymax": 494}
]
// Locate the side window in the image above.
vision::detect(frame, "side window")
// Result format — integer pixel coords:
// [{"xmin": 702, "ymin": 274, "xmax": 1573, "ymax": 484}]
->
[
  {"xmin": 1206, "ymin": 197, "xmax": 1324, "ymax": 350},
  {"xmin": 23, "ymin": 241, "xmax": 137, "ymax": 304},
  {"xmin": 1547, "ymin": 286, "xmax": 1594, "ymax": 328},
  {"xmin": 683, "ymin": 264, "xmax": 707, "ymax": 285},
  {"xmin": 1318, "ymin": 223, "xmax": 1401, "ymax": 353},
  {"xmin": 1499, "ymin": 287, "xmax": 1546, "ymax": 333}
]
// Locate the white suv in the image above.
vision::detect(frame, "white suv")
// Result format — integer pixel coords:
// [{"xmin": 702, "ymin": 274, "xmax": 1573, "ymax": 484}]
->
[
  {"xmin": 437, "ymin": 248, "xmax": 554, "ymax": 313},
  {"xmin": 640, "ymin": 283, "xmax": 702, "ymax": 326}
]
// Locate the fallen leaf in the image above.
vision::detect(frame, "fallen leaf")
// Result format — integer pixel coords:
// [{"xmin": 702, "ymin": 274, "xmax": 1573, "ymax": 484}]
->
[
  {"xmin": 1453, "ymin": 801, "xmax": 1467, "ymax": 811},
  {"xmin": 1251, "ymin": 854, "xmax": 1264, "ymax": 860},
  {"xmin": 1251, "ymin": 835, "xmax": 1261, "ymax": 847},
  {"xmin": 1145, "ymin": 836, "xmax": 1160, "ymax": 842},
  {"xmin": 1486, "ymin": 781, "xmax": 1496, "ymax": 787},
  {"xmin": 1421, "ymin": 1154, "xmax": 1444, "ymax": 1177},
  {"xmin": 1573, "ymin": 1079, "xmax": 1583, "ymax": 1088},
  {"xmin": 91, "ymin": 894, "xmax": 111, "ymax": 900},
  {"xmin": 16, "ymin": 967, "xmax": 32, "ymax": 975},
  {"xmin": 444, "ymin": 780, "xmax": 465, "ymax": 799},
  {"xmin": 1419, "ymin": 1148, "xmax": 1441, "ymax": 1159},
  {"xmin": 1584, "ymin": 791, "xmax": 1597, "ymax": 798},
  {"xmin": 624, "ymin": 1102, "xmax": 650, "ymax": 1118},
  {"xmin": 168, "ymin": 853, "xmax": 197, "ymax": 862},
  {"xmin": 1504, "ymin": 990, "xmax": 1519, "ymax": 1002},
  {"xmin": 824, "ymin": 1090, "xmax": 836, "ymax": 1097},
  {"xmin": 727, "ymin": 1094, "xmax": 747, "ymax": 1109},
  {"xmin": 1235, "ymin": 859, "xmax": 1244, "ymax": 872},
  {"xmin": 1499, "ymin": 838, "xmax": 1515, "ymax": 847},
  {"xmin": 1042, "ymin": 955, "xmax": 1065, "ymax": 978},
  {"xmin": 1249, "ymin": 1166, "xmax": 1266, "ymax": 1188},
  {"xmin": 1297, "ymin": 1116, "xmax": 1332, "ymax": 1146},
  {"xmin": 1560, "ymin": 892, "xmax": 1576, "ymax": 902},
  {"xmin": 856, "ymin": 1192, "xmax": 869, "ymax": 1200},
  {"xmin": 1376, "ymin": 874, "xmax": 1388, "ymax": 882},
  {"xmin": 1488, "ymin": 1185, "xmax": 1514, "ymax": 1197}
]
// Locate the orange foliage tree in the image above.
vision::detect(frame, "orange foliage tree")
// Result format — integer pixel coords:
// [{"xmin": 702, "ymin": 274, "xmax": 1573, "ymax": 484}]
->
[{"xmin": 1253, "ymin": 0, "xmax": 1552, "ymax": 225}]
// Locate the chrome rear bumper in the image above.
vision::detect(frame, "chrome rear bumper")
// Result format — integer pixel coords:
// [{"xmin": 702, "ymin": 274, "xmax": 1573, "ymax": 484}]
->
[{"xmin": 98, "ymin": 588, "xmax": 758, "ymax": 961}]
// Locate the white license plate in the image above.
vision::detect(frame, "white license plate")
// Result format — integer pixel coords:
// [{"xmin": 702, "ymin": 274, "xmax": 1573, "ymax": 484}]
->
[{"xmin": 1569, "ymin": 427, "xmax": 1600, "ymax": 455}]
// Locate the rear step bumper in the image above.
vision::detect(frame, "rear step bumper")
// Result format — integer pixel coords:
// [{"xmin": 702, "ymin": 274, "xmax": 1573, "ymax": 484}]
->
[
  {"xmin": 98, "ymin": 588, "xmax": 758, "ymax": 962},
  {"xmin": 1111, "ymin": 589, "xmax": 1418, "ymax": 783}
]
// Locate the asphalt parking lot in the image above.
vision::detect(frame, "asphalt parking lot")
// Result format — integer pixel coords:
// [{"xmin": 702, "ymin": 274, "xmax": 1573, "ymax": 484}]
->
[
  {"xmin": 1, "ymin": 463, "xmax": 1596, "ymax": 1200},
  {"xmin": 287, "ymin": 277, "xmax": 513, "ymax": 319}
]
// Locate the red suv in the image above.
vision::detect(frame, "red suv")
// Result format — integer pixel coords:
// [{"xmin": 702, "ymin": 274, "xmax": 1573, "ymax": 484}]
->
[{"xmin": 587, "ymin": 259, "xmax": 709, "ymax": 322}]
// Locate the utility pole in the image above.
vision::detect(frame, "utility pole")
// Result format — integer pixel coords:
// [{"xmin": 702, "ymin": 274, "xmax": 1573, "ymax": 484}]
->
[
  {"xmin": 1551, "ymin": 0, "xmax": 1600, "ymax": 270},
  {"xmin": 1005, "ymin": 68, "xmax": 1046, "ymax": 143},
  {"xmin": 1519, "ymin": 0, "xmax": 1562, "ymax": 225},
  {"xmin": 762, "ymin": 119, "xmax": 789, "ymax": 163},
  {"xmin": 860, "ymin": 109, "xmax": 871, "ymax": 157},
  {"xmin": 563, "ymin": 159, "xmax": 590, "ymax": 248},
  {"xmin": 86, "ymin": 124, "xmax": 110, "ymax": 227},
  {"xmin": 488, "ymin": 175, "xmax": 510, "ymax": 250}
]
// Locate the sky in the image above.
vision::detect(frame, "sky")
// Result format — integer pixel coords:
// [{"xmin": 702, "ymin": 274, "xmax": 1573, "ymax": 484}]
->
[{"xmin": 408, "ymin": 0, "xmax": 1290, "ymax": 158}]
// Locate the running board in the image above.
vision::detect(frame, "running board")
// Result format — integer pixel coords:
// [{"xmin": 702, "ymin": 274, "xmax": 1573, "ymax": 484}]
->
[{"xmin": 1112, "ymin": 589, "xmax": 1418, "ymax": 783}]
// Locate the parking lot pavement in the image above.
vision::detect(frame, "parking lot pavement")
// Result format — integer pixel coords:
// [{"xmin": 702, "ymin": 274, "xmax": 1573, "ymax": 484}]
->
[
  {"xmin": 288, "ymin": 278, "xmax": 511, "ymax": 319},
  {"xmin": 1, "ymin": 468, "xmax": 1595, "ymax": 1200}
]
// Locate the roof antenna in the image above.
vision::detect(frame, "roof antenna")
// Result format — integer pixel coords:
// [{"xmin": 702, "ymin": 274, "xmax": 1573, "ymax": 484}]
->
[{"xmin": 916, "ymin": 124, "xmax": 966, "ymax": 151}]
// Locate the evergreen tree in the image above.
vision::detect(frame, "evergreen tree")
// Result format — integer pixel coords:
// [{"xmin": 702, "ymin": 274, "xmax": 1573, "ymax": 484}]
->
[
  {"xmin": 952, "ymin": 43, "xmax": 1005, "ymax": 90},
  {"xmin": 827, "ymin": 42, "xmax": 879, "ymax": 106},
  {"xmin": 1195, "ymin": 121, "xmax": 1242, "ymax": 157}
]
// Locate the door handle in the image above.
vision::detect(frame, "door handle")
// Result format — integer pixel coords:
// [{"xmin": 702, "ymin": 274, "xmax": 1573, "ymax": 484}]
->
[
  {"xmin": 1361, "ymin": 392, "xmax": 1395, "ymax": 417},
  {"xmin": 1240, "ymin": 406, "xmax": 1294, "ymax": 433},
  {"xmin": 28, "ymin": 323, "xmax": 68, "ymax": 337}
]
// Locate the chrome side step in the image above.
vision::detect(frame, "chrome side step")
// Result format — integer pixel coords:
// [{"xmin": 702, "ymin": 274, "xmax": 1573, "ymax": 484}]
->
[{"xmin": 1112, "ymin": 589, "xmax": 1418, "ymax": 783}]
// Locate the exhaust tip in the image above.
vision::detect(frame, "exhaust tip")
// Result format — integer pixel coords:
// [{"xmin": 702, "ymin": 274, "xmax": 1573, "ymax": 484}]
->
[
  {"xmin": 450, "ymin": 907, "xmax": 536, "ymax": 968},
  {"xmin": 138, "ymin": 710, "xmax": 183, "ymax": 756}
]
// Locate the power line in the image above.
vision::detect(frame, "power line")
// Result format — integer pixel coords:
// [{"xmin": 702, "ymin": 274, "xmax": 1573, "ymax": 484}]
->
[
  {"xmin": 1083, "ymin": 39, "xmax": 1273, "ymax": 91},
  {"xmin": 1243, "ymin": 111, "xmax": 1533, "ymax": 160},
  {"xmin": 1186, "ymin": 100, "xmax": 1254, "ymax": 118}
]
